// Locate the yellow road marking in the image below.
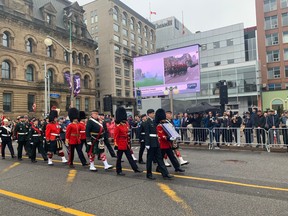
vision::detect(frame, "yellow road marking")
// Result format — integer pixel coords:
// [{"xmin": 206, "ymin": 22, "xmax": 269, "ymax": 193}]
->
[
  {"xmin": 0, "ymin": 162, "xmax": 20, "ymax": 174},
  {"xmin": 67, "ymin": 170, "xmax": 77, "ymax": 183},
  {"xmin": 29, "ymin": 156, "xmax": 288, "ymax": 193},
  {"xmin": 0, "ymin": 189, "xmax": 95, "ymax": 216},
  {"xmin": 158, "ymin": 183, "xmax": 195, "ymax": 216}
]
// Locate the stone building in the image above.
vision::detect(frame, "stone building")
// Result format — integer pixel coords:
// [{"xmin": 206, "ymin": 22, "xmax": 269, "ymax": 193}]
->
[{"xmin": 0, "ymin": 0, "xmax": 97, "ymax": 118}]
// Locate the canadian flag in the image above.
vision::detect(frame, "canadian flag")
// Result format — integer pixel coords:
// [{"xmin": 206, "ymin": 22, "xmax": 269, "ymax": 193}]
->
[{"xmin": 150, "ymin": 11, "xmax": 156, "ymax": 15}]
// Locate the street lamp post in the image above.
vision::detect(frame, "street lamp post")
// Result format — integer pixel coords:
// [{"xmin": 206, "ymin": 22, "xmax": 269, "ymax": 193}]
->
[
  {"xmin": 44, "ymin": 20, "xmax": 74, "ymax": 107},
  {"xmin": 164, "ymin": 86, "xmax": 179, "ymax": 114}
]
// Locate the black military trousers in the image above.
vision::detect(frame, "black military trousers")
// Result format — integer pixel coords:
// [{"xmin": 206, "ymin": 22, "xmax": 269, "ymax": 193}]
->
[
  {"xmin": 146, "ymin": 147, "xmax": 169, "ymax": 177},
  {"xmin": 1, "ymin": 139, "xmax": 14, "ymax": 158},
  {"xmin": 68, "ymin": 144, "xmax": 87, "ymax": 166},
  {"xmin": 17, "ymin": 140, "xmax": 29, "ymax": 159},
  {"xmin": 161, "ymin": 148, "xmax": 180, "ymax": 169},
  {"xmin": 30, "ymin": 141, "xmax": 48, "ymax": 161},
  {"xmin": 116, "ymin": 149, "xmax": 138, "ymax": 173},
  {"xmin": 138, "ymin": 141, "xmax": 146, "ymax": 162},
  {"xmin": 104, "ymin": 139, "xmax": 116, "ymax": 157}
]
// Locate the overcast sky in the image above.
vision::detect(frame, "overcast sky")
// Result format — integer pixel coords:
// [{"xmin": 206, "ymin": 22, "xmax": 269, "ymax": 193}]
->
[{"xmin": 78, "ymin": 0, "xmax": 256, "ymax": 32}]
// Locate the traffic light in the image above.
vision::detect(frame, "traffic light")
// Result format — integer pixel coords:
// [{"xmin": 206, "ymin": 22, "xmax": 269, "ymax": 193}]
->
[
  {"xmin": 103, "ymin": 95, "xmax": 113, "ymax": 114},
  {"xmin": 219, "ymin": 80, "xmax": 228, "ymax": 105}
]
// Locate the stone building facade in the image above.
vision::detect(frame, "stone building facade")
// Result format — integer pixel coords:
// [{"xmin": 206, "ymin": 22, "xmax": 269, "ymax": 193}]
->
[{"xmin": 0, "ymin": 0, "xmax": 97, "ymax": 118}]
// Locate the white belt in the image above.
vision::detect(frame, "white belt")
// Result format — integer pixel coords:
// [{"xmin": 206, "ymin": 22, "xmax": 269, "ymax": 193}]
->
[
  {"xmin": 51, "ymin": 133, "xmax": 60, "ymax": 136},
  {"xmin": 141, "ymin": 132, "xmax": 145, "ymax": 135},
  {"xmin": 18, "ymin": 132, "xmax": 28, "ymax": 135},
  {"xmin": 80, "ymin": 131, "xmax": 85, "ymax": 133},
  {"xmin": 149, "ymin": 134, "xmax": 157, "ymax": 137},
  {"xmin": 1, "ymin": 134, "xmax": 10, "ymax": 137},
  {"xmin": 32, "ymin": 134, "xmax": 41, "ymax": 137}
]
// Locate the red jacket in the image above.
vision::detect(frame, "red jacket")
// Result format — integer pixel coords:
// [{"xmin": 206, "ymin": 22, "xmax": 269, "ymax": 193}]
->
[
  {"xmin": 114, "ymin": 122, "xmax": 129, "ymax": 150},
  {"xmin": 46, "ymin": 122, "xmax": 61, "ymax": 141},
  {"xmin": 66, "ymin": 123, "xmax": 81, "ymax": 145},
  {"xmin": 79, "ymin": 121, "xmax": 86, "ymax": 140},
  {"xmin": 157, "ymin": 124, "xmax": 172, "ymax": 149}
]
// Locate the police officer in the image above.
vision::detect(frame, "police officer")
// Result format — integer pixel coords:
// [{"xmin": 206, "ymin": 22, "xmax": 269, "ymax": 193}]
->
[{"xmin": 14, "ymin": 116, "xmax": 30, "ymax": 160}]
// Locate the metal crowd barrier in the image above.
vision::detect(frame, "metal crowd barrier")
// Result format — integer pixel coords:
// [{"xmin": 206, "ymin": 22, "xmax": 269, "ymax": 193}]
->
[{"xmin": 266, "ymin": 128, "xmax": 288, "ymax": 152}]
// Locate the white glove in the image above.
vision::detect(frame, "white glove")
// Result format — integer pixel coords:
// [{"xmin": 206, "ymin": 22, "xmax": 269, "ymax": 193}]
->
[
  {"xmin": 145, "ymin": 145, "xmax": 150, "ymax": 150},
  {"xmin": 87, "ymin": 142, "xmax": 92, "ymax": 146},
  {"xmin": 170, "ymin": 137, "xmax": 176, "ymax": 141},
  {"xmin": 30, "ymin": 142, "xmax": 34, "ymax": 145}
]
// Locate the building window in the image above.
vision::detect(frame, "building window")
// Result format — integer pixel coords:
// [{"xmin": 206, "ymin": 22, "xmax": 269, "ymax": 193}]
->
[
  {"xmin": 115, "ymin": 56, "xmax": 121, "ymax": 64},
  {"xmin": 47, "ymin": 69, "xmax": 53, "ymax": 83},
  {"xmin": 285, "ymin": 66, "xmax": 288, "ymax": 77},
  {"xmin": 124, "ymin": 69, "xmax": 129, "ymax": 77},
  {"xmin": 85, "ymin": 98, "xmax": 89, "ymax": 112},
  {"xmin": 201, "ymin": 44, "xmax": 207, "ymax": 51},
  {"xmin": 113, "ymin": 23, "xmax": 119, "ymax": 32},
  {"xmin": 91, "ymin": 27, "xmax": 94, "ymax": 34},
  {"xmin": 283, "ymin": 32, "xmax": 288, "ymax": 43},
  {"xmin": 76, "ymin": 98, "xmax": 80, "ymax": 110},
  {"xmin": 84, "ymin": 75, "xmax": 89, "ymax": 88},
  {"xmin": 26, "ymin": 65, "xmax": 34, "ymax": 81},
  {"xmin": 2, "ymin": 61, "xmax": 10, "ymax": 79},
  {"xmin": 201, "ymin": 63, "xmax": 208, "ymax": 68},
  {"xmin": 78, "ymin": 53, "xmax": 83, "ymax": 65},
  {"xmin": 282, "ymin": 0, "xmax": 288, "ymax": 8},
  {"xmin": 283, "ymin": 13, "xmax": 288, "ymax": 26},
  {"xmin": 226, "ymin": 39, "xmax": 233, "ymax": 46},
  {"xmin": 138, "ymin": 46, "xmax": 142, "ymax": 53},
  {"xmin": 84, "ymin": 55, "xmax": 89, "ymax": 66},
  {"xmin": 138, "ymin": 36, "xmax": 142, "ymax": 44},
  {"xmin": 266, "ymin": 33, "xmax": 279, "ymax": 45},
  {"xmin": 284, "ymin": 49, "xmax": 288, "ymax": 60},
  {"xmin": 227, "ymin": 59, "xmax": 234, "ymax": 64},
  {"xmin": 122, "ymin": 29, "xmax": 128, "ymax": 37},
  {"xmin": 214, "ymin": 61, "xmax": 221, "ymax": 66},
  {"xmin": 116, "ymin": 89, "xmax": 122, "ymax": 97},
  {"xmin": 65, "ymin": 96, "xmax": 70, "ymax": 111},
  {"xmin": 124, "ymin": 60, "xmax": 130, "ymax": 68},
  {"xmin": 123, "ymin": 39, "xmax": 128, "ymax": 46},
  {"xmin": 47, "ymin": 45, "xmax": 53, "ymax": 57},
  {"xmin": 213, "ymin": 42, "xmax": 220, "ymax": 49},
  {"xmin": 265, "ymin": 15, "xmax": 278, "ymax": 29},
  {"xmin": 114, "ymin": 45, "xmax": 121, "ymax": 53},
  {"xmin": 266, "ymin": 50, "xmax": 280, "ymax": 62},
  {"xmin": 46, "ymin": 14, "xmax": 52, "ymax": 24},
  {"xmin": 113, "ymin": 35, "xmax": 120, "ymax": 42},
  {"xmin": 130, "ymin": 18, "xmax": 135, "ymax": 30},
  {"xmin": 268, "ymin": 83, "xmax": 282, "ymax": 90},
  {"xmin": 2, "ymin": 31, "xmax": 10, "ymax": 47},
  {"xmin": 26, "ymin": 38, "xmax": 33, "ymax": 53},
  {"xmin": 125, "ymin": 80, "xmax": 130, "ymax": 86},
  {"xmin": 150, "ymin": 30, "xmax": 154, "ymax": 41},
  {"xmin": 125, "ymin": 90, "xmax": 130, "ymax": 97},
  {"xmin": 116, "ymin": 78, "xmax": 121, "ymax": 86},
  {"xmin": 264, "ymin": 0, "xmax": 277, "ymax": 12},
  {"xmin": 3, "ymin": 93, "xmax": 11, "ymax": 112},
  {"xmin": 96, "ymin": 58, "xmax": 99, "ymax": 66},
  {"xmin": 113, "ymin": 7, "xmax": 119, "ymax": 21},
  {"xmin": 144, "ymin": 41, "xmax": 148, "ymax": 48},
  {"xmin": 268, "ymin": 67, "xmax": 280, "ymax": 79},
  {"xmin": 72, "ymin": 51, "xmax": 77, "ymax": 64},
  {"xmin": 137, "ymin": 22, "xmax": 142, "ymax": 34},
  {"xmin": 115, "ymin": 67, "xmax": 121, "ymax": 76},
  {"xmin": 122, "ymin": 12, "xmax": 127, "ymax": 26},
  {"xmin": 28, "ymin": 94, "xmax": 35, "ymax": 112},
  {"xmin": 131, "ymin": 43, "xmax": 136, "ymax": 50},
  {"xmin": 131, "ymin": 33, "xmax": 135, "ymax": 41},
  {"xmin": 123, "ymin": 48, "xmax": 129, "ymax": 55},
  {"xmin": 64, "ymin": 51, "xmax": 69, "ymax": 63},
  {"xmin": 144, "ymin": 26, "xmax": 148, "ymax": 38}
]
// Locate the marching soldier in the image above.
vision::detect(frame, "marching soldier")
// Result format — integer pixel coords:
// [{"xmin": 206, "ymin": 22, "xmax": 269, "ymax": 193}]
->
[
  {"xmin": 144, "ymin": 109, "xmax": 173, "ymax": 180},
  {"xmin": 0, "ymin": 118, "xmax": 15, "ymax": 159},
  {"xmin": 86, "ymin": 110, "xmax": 113, "ymax": 171},
  {"xmin": 114, "ymin": 107, "xmax": 142, "ymax": 176},
  {"xmin": 28, "ymin": 119, "xmax": 48, "ymax": 163},
  {"xmin": 137, "ymin": 114, "xmax": 147, "ymax": 164},
  {"xmin": 79, "ymin": 111, "xmax": 87, "ymax": 151},
  {"xmin": 14, "ymin": 116, "xmax": 30, "ymax": 160},
  {"xmin": 65, "ymin": 108, "xmax": 87, "ymax": 168},
  {"xmin": 45, "ymin": 110, "xmax": 68, "ymax": 165}
]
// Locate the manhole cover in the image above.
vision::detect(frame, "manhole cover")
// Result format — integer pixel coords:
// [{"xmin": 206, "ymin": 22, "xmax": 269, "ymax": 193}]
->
[{"xmin": 221, "ymin": 160, "xmax": 247, "ymax": 164}]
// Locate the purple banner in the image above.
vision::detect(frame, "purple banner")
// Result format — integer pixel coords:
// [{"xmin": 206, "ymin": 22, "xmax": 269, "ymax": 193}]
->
[{"xmin": 64, "ymin": 72, "xmax": 81, "ymax": 97}]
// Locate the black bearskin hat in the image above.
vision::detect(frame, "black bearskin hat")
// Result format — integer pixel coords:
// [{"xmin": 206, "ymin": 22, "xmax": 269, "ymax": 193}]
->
[
  {"xmin": 79, "ymin": 111, "xmax": 86, "ymax": 120},
  {"xmin": 48, "ymin": 110, "xmax": 58, "ymax": 122},
  {"xmin": 115, "ymin": 107, "xmax": 127, "ymax": 124},
  {"xmin": 68, "ymin": 108, "xmax": 79, "ymax": 122},
  {"xmin": 155, "ymin": 108, "xmax": 166, "ymax": 124}
]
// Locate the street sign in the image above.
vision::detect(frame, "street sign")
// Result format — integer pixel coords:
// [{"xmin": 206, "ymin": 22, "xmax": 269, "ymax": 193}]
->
[{"xmin": 136, "ymin": 89, "xmax": 142, "ymax": 110}]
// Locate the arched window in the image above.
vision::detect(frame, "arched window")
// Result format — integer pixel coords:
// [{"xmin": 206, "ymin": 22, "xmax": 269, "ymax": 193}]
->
[
  {"xmin": 84, "ymin": 75, "xmax": 89, "ymax": 89},
  {"xmin": 47, "ymin": 45, "xmax": 53, "ymax": 57},
  {"xmin": 137, "ymin": 22, "xmax": 142, "ymax": 34},
  {"xmin": 130, "ymin": 17, "xmax": 135, "ymax": 30},
  {"xmin": 64, "ymin": 71, "xmax": 70, "ymax": 86},
  {"xmin": 2, "ymin": 31, "xmax": 9, "ymax": 47},
  {"xmin": 122, "ymin": 12, "xmax": 127, "ymax": 26},
  {"xmin": 72, "ymin": 51, "xmax": 77, "ymax": 64},
  {"xmin": 78, "ymin": 53, "xmax": 83, "ymax": 65},
  {"xmin": 64, "ymin": 51, "xmax": 69, "ymax": 63},
  {"xmin": 2, "ymin": 61, "xmax": 10, "ymax": 79},
  {"xmin": 84, "ymin": 54, "xmax": 89, "ymax": 66},
  {"xmin": 144, "ymin": 26, "xmax": 148, "ymax": 38},
  {"xmin": 113, "ymin": 7, "xmax": 119, "ymax": 21},
  {"xmin": 26, "ymin": 65, "xmax": 34, "ymax": 81},
  {"xmin": 48, "ymin": 69, "xmax": 53, "ymax": 83},
  {"xmin": 26, "ymin": 38, "xmax": 33, "ymax": 53}
]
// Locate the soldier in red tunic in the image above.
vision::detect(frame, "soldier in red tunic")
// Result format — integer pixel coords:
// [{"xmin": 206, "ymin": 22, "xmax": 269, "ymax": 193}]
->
[
  {"xmin": 155, "ymin": 109, "xmax": 185, "ymax": 173},
  {"xmin": 79, "ymin": 111, "xmax": 87, "ymax": 151},
  {"xmin": 45, "ymin": 110, "xmax": 67, "ymax": 165},
  {"xmin": 65, "ymin": 108, "xmax": 88, "ymax": 168},
  {"xmin": 114, "ymin": 107, "xmax": 142, "ymax": 176}
]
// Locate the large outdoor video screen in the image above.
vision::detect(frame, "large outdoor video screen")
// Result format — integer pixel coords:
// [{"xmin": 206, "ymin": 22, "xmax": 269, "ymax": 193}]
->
[{"xmin": 134, "ymin": 44, "xmax": 200, "ymax": 97}]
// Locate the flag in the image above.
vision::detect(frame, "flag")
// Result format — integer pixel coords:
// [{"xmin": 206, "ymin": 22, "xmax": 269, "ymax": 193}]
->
[
  {"xmin": 64, "ymin": 72, "xmax": 81, "ymax": 97},
  {"xmin": 64, "ymin": 72, "xmax": 72, "ymax": 90},
  {"xmin": 150, "ymin": 11, "xmax": 156, "ymax": 15}
]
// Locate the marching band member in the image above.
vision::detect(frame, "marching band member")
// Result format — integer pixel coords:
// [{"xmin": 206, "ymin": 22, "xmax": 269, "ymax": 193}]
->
[
  {"xmin": 65, "ymin": 108, "xmax": 88, "ymax": 168},
  {"xmin": 45, "ymin": 110, "xmax": 68, "ymax": 165},
  {"xmin": 144, "ymin": 109, "xmax": 173, "ymax": 180},
  {"xmin": 114, "ymin": 107, "xmax": 142, "ymax": 176},
  {"xmin": 156, "ymin": 109, "xmax": 185, "ymax": 173},
  {"xmin": 0, "ymin": 118, "xmax": 15, "ymax": 159},
  {"xmin": 14, "ymin": 116, "xmax": 30, "ymax": 160},
  {"xmin": 28, "ymin": 118, "xmax": 48, "ymax": 163},
  {"xmin": 86, "ymin": 110, "xmax": 113, "ymax": 171}
]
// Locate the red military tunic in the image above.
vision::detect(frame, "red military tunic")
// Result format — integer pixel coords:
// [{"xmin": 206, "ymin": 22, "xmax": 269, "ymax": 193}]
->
[
  {"xmin": 79, "ymin": 121, "xmax": 86, "ymax": 140},
  {"xmin": 46, "ymin": 122, "xmax": 61, "ymax": 141},
  {"xmin": 66, "ymin": 123, "xmax": 81, "ymax": 145},
  {"xmin": 157, "ymin": 124, "xmax": 172, "ymax": 149},
  {"xmin": 114, "ymin": 122, "xmax": 129, "ymax": 150}
]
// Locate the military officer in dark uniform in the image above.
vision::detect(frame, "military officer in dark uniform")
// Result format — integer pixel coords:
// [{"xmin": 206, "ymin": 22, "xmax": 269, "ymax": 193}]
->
[
  {"xmin": 144, "ymin": 109, "xmax": 173, "ymax": 180},
  {"xmin": 14, "ymin": 116, "xmax": 30, "ymax": 160},
  {"xmin": 137, "ymin": 114, "xmax": 147, "ymax": 164},
  {"xmin": 0, "ymin": 118, "xmax": 15, "ymax": 159}
]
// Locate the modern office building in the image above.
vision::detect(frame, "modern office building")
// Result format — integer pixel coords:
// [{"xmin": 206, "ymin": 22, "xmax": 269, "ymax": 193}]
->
[
  {"xmin": 83, "ymin": 0, "xmax": 156, "ymax": 114},
  {"xmin": 256, "ymin": 0, "xmax": 288, "ymax": 112},
  {"xmin": 139, "ymin": 22, "xmax": 259, "ymax": 114},
  {"xmin": 0, "ymin": 0, "xmax": 97, "ymax": 118}
]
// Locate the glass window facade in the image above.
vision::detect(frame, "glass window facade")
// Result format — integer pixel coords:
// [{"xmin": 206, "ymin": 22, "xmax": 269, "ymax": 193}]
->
[
  {"xmin": 266, "ymin": 33, "xmax": 278, "ymax": 46},
  {"xmin": 268, "ymin": 67, "xmax": 281, "ymax": 79},
  {"xmin": 282, "ymin": 13, "xmax": 288, "ymax": 26},
  {"xmin": 264, "ymin": 0, "xmax": 277, "ymax": 12},
  {"xmin": 265, "ymin": 15, "xmax": 278, "ymax": 29},
  {"xmin": 266, "ymin": 50, "xmax": 280, "ymax": 62}
]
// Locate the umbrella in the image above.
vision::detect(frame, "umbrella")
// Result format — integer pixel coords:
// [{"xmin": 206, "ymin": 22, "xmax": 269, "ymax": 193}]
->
[{"xmin": 186, "ymin": 102, "xmax": 219, "ymax": 114}]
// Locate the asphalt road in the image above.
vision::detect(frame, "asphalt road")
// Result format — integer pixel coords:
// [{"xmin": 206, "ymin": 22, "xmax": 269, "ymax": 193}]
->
[{"xmin": 1, "ymin": 143, "xmax": 288, "ymax": 216}]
